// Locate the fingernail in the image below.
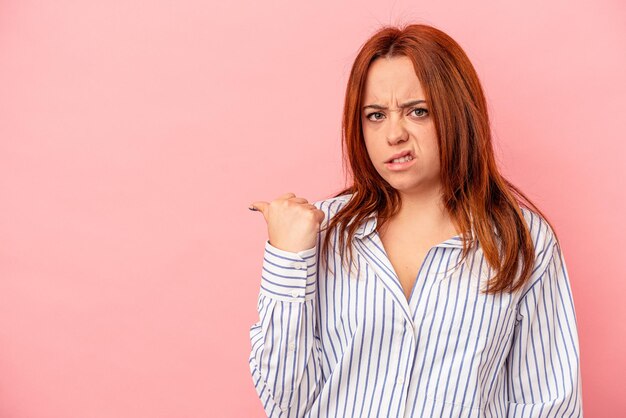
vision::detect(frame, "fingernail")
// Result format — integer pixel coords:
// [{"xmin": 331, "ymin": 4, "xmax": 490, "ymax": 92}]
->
[{"xmin": 248, "ymin": 205, "xmax": 257, "ymax": 211}]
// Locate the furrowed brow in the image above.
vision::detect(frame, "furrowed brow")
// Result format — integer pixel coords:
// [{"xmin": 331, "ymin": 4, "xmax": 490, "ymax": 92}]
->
[{"xmin": 362, "ymin": 99, "xmax": 426, "ymax": 111}]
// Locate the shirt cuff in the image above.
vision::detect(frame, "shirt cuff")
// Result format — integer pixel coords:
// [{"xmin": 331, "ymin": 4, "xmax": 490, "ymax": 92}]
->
[{"xmin": 260, "ymin": 239, "xmax": 317, "ymax": 301}]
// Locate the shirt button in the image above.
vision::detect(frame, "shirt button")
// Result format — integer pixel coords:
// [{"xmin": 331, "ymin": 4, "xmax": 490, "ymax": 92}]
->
[
  {"xmin": 290, "ymin": 289, "xmax": 300, "ymax": 298},
  {"xmin": 281, "ymin": 405, "xmax": 288, "ymax": 412},
  {"xmin": 288, "ymin": 342, "xmax": 296, "ymax": 351},
  {"xmin": 397, "ymin": 376, "xmax": 405, "ymax": 384},
  {"xmin": 294, "ymin": 262, "xmax": 306, "ymax": 270}
]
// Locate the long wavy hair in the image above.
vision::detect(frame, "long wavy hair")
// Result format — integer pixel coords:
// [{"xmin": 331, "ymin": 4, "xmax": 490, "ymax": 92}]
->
[{"xmin": 319, "ymin": 23, "xmax": 560, "ymax": 295}]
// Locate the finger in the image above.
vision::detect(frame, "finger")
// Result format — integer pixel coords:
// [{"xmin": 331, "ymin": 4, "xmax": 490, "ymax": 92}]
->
[
  {"xmin": 302, "ymin": 204, "xmax": 324, "ymax": 219},
  {"xmin": 278, "ymin": 192, "xmax": 296, "ymax": 200},
  {"xmin": 288, "ymin": 197, "xmax": 309, "ymax": 204},
  {"xmin": 312, "ymin": 206, "xmax": 326, "ymax": 223}
]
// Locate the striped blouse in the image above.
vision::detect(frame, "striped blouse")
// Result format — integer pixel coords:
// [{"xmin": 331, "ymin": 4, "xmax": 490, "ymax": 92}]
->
[{"xmin": 248, "ymin": 193, "xmax": 583, "ymax": 417}]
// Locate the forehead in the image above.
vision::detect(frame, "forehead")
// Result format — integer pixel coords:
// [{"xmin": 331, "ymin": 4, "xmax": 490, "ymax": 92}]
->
[{"xmin": 362, "ymin": 56, "xmax": 424, "ymax": 102}]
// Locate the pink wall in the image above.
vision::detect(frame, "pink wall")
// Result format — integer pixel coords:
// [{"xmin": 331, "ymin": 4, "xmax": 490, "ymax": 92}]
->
[{"xmin": 1, "ymin": 0, "xmax": 624, "ymax": 416}]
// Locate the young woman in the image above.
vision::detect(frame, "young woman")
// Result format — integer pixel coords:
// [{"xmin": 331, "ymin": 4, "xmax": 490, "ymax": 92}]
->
[{"xmin": 248, "ymin": 23, "xmax": 582, "ymax": 417}]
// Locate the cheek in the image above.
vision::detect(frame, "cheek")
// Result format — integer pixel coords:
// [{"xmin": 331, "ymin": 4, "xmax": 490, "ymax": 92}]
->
[
  {"xmin": 365, "ymin": 147, "xmax": 382, "ymax": 172},
  {"xmin": 422, "ymin": 132, "xmax": 440, "ymax": 165},
  {"xmin": 363, "ymin": 137, "xmax": 380, "ymax": 163},
  {"xmin": 426, "ymin": 145, "xmax": 442, "ymax": 174}
]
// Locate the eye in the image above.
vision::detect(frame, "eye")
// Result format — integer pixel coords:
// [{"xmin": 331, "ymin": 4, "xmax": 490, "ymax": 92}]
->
[
  {"xmin": 366, "ymin": 112, "xmax": 384, "ymax": 121},
  {"xmin": 411, "ymin": 107, "xmax": 428, "ymax": 117}
]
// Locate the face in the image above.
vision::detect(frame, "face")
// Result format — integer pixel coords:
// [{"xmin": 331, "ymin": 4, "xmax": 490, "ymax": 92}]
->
[{"xmin": 361, "ymin": 55, "xmax": 441, "ymax": 199}]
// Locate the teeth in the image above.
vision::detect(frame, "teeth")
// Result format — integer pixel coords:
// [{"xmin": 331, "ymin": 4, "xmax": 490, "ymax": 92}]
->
[{"xmin": 390, "ymin": 155, "xmax": 413, "ymax": 163}]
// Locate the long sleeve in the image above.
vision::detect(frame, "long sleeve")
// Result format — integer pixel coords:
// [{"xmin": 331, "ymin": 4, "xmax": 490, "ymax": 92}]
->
[
  {"xmin": 248, "ymin": 239, "xmax": 322, "ymax": 417},
  {"xmin": 505, "ymin": 242, "xmax": 583, "ymax": 417}
]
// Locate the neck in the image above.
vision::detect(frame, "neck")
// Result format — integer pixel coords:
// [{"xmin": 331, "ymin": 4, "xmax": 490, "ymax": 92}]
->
[
  {"xmin": 400, "ymin": 188, "xmax": 446, "ymax": 216},
  {"xmin": 389, "ymin": 187, "xmax": 459, "ymax": 236}
]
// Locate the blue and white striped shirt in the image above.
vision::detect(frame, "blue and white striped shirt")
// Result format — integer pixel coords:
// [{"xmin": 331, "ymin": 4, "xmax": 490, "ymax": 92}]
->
[{"xmin": 249, "ymin": 193, "xmax": 582, "ymax": 417}]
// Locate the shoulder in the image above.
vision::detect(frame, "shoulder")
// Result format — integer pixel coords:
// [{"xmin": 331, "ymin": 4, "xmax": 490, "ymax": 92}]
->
[
  {"xmin": 518, "ymin": 205, "xmax": 559, "ymax": 268},
  {"xmin": 519, "ymin": 206, "xmax": 557, "ymax": 247}
]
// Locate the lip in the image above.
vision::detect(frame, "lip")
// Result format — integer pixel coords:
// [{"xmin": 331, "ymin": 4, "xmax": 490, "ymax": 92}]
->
[
  {"xmin": 385, "ymin": 150, "xmax": 414, "ymax": 163},
  {"xmin": 384, "ymin": 155, "xmax": 416, "ymax": 171}
]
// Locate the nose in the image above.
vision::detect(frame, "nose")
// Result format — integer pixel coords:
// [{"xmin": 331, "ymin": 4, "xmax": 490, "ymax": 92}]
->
[{"xmin": 386, "ymin": 112, "xmax": 408, "ymax": 145}]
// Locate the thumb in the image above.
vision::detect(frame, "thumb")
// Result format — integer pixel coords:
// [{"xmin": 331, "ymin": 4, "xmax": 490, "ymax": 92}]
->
[{"xmin": 248, "ymin": 201, "xmax": 269, "ymax": 219}]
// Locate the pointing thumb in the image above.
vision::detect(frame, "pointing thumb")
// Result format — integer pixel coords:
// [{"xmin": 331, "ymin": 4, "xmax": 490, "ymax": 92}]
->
[{"xmin": 249, "ymin": 201, "xmax": 269, "ymax": 218}]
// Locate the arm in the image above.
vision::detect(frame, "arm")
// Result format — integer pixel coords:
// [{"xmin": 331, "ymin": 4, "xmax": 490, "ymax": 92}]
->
[
  {"xmin": 505, "ymin": 242, "xmax": 583, "ymax": 417},
  {"xmin": 248, "ymin": 239, "xmax": 323, "ymax": 417}
]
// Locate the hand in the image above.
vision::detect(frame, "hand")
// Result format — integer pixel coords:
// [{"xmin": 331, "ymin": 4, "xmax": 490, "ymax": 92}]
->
[{"xmin": 249, "ymin": 192, "xmax": 325, "ymax": 253}]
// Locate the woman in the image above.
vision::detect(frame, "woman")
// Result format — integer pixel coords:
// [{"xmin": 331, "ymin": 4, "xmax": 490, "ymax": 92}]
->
[{"xmin": 248, "ymin": 23, "xmax": 582, "ymax": 417}]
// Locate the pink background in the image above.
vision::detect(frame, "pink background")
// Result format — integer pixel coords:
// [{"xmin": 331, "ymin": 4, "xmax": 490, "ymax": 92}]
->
[{"xmin": 1, "ymin": 0, "xmax": 624, "ymax": 416}]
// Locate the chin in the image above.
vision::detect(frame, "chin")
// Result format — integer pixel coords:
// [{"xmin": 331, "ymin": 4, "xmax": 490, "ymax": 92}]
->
[
  {"xmin": 388, "ymin": 179, "xmax": 437, "ymax": 195},
  {"xmin": 385, "ymin": 177, "xmax": 422, "ymax": 190}
]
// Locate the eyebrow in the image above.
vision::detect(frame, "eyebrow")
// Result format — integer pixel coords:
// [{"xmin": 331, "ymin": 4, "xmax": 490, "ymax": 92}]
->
[{"xmin": 362, "ymin": 99, "xmax": 427, "ymax": 111}]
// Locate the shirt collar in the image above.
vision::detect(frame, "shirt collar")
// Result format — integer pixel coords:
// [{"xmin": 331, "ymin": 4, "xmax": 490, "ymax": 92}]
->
[{"xmin": 353, "ymin": 209, "xmax": 476, "ymax": 249}]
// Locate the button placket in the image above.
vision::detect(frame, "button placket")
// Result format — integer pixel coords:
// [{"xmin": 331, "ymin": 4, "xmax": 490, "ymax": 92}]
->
[{"xmin": 393, "ymin": 320, "xmax": 413, "ymax": 390}]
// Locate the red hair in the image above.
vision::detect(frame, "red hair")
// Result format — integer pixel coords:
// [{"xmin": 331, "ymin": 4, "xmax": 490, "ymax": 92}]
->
[{"xmin": 320, "ymin": 23, "xmax": 560, "ymax": 294}]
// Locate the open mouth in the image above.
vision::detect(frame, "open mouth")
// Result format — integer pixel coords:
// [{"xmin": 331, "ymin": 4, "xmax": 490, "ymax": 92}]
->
[
  {"xmin": 384, "ymin": 155, "xmax": 416, "ymax": 171},
  {"xmin": 385, "ymin": 150, "xmax": 414, "ymax": 164}
]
